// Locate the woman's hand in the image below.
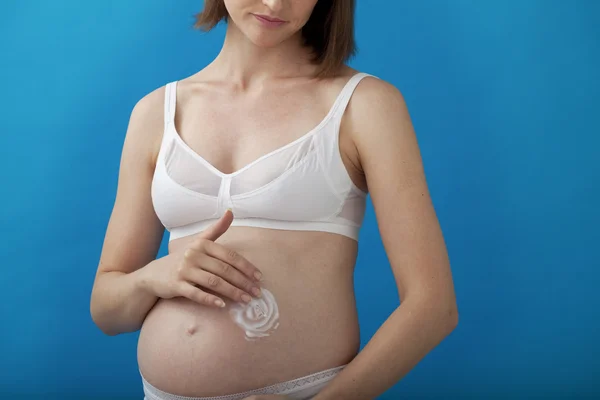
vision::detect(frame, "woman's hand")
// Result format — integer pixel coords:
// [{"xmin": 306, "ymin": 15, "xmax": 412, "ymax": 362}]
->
[
  {"xmin": 140, "ymin": 210, "xmax": 263, "ymax": 307},
  {"xmin": 242, "ymin": 396, "xmax": 290, "ymax": 400}
]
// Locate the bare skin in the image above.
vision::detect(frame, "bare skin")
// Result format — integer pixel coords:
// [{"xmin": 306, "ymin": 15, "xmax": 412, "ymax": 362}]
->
[
  {"xmin": 91, "ymin": 0, "xmax": 457, "ymax": 398},
  {"xmin": 92, "ymin": 59, "xmax": 370, "ymax": 397},
  {"xmin": 135, "ymin": 67, "xmax": 368, "ymax": 396}
]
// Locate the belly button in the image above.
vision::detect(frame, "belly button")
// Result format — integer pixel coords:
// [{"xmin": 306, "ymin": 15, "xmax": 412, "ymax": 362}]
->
[{"xmin": 186, "ymin": 324, "xmax": 199, "ymax": 336}]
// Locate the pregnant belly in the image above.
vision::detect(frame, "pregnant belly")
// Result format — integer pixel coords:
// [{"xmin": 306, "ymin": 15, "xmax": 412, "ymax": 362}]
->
[{"xmin": 137, "ymin": 230, "xmax": 361, "ymax": 397}]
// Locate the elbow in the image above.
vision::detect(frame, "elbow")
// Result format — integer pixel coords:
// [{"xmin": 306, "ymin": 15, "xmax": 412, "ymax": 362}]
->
[
  {"xmin": 89, "ymin": 299, "xmax": 142, "ymax": 337},
  {"xmin": 446, "ymin": 305, "xmax": 459, "ymax": 332},
  {"xmin": 418, "ymin": 293, "xmax": 459, "ymax": 334},
  {"xmin": 440, "ymin": 297, "xmax": 459, "ymax": 335},
  {"xmin": 90, "ymin": 307, "xmax": 126, "ymax": 336},
  {"xmin": 89, "ymin": 291, "xmax": 122, "ymax": 337},
  {"xmin": 90, "ymin": 301, "xmax": 113, "ymax": 336},
  {"xmin": 428, "ymin": 289, "xmax": 459, "ymax": 333},
  {"xmin": 90, "ymin": 311, "xmax": 118, "ymax": 337}
]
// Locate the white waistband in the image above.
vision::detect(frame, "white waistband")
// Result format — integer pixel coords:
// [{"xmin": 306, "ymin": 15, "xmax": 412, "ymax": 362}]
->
[{"xmin": 141, "ymin": 364, "xmax": 346, "ymax": 400}]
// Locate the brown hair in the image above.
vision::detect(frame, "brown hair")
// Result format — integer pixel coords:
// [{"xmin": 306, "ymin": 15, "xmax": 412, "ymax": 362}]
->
[{"xmin": 193, "ymin": 0, "xmax": 357, "ymax": 78}]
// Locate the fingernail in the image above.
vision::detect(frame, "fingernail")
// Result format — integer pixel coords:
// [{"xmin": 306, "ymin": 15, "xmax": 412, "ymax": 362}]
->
[
  {"xmin": 215, "ymin": 299, "xmax": 225, "ymax": 308},
  {"xmin": 254, "ymin": 271, "xmax": 263, "ymax": 281},
  {"xmin": 252, "ymin": 287, "xmax": 262, "ymax": 297},
  {"xmin": 242, "ymin": 294, "xmax": 252, "ymax": 303}
]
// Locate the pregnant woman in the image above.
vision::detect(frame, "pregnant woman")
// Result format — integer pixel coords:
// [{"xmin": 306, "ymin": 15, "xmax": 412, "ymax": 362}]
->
[{"xmin": 90, "ymin": 1, "xmax": 459, "ymax": 399}]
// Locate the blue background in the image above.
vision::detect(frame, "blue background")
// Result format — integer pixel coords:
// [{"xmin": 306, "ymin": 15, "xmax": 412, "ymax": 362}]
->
[{"xmin": 1, "ymin": 0, "xmax": 598, "ymax": 399}]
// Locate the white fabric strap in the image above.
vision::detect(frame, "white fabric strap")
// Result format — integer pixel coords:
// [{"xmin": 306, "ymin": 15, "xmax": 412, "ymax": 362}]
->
[
  {"xmin": 164, "ymin": 81, "xmax": 178, "ymax": 129},
  {"xmin": 331, "ymin": 72, "xmax": 373, "ymax": 121}
]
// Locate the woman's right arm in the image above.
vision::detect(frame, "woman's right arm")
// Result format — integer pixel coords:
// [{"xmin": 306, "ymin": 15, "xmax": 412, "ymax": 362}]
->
[
  {"xmin": 89, "ymin": 87, "xmax": 167, "ymax": 336},
  {"xmin": 89, "ymin": 87, "xmax": 265, "ymax": 336}
]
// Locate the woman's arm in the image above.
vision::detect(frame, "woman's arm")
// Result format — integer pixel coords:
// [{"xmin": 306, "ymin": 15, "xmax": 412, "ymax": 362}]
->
[
  {"xmin": 90, "ymin": 87, "xmax": 166, "ymax": 336},
  {"xmin": 314, "ymin": 78, "xmax": 459, "ymax": 400}
]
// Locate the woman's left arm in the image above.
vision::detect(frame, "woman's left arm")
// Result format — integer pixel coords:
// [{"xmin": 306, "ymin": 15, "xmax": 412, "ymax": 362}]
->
[{"xmin": 314, "ymin": 78, "xmax": 459, "ymax": 400}]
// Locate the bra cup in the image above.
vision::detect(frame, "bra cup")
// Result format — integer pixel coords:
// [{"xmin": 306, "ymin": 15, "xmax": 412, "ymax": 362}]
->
[
  {"xmin": 151, "ymin": 143, "xmax": 348, "ymax": 234},
  {"xmin": 151, "ymin": 167, "xmax": 220, "ymax": 228},
  {"xmin": 232, "ymin": 155, "xmax": 342, "ymax": 221}
]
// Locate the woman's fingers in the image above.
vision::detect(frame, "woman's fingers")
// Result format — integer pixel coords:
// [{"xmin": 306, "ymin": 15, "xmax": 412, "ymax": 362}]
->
[
  {"xmin": 183, "ymin": 249, "xmax": 259, "ymax": 303},
  {"xmin": 178, "ymin": 282, "xmax": 226, "ymax": 308},
  {"xmin": 193, "ymin": 239, "xmax": 263, "ymax": 283}
]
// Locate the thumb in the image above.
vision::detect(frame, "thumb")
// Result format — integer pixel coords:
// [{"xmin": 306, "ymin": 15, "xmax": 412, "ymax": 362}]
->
[{"xmin": 197, "ymin": 209, "xmax": 234, "ymax": 241}]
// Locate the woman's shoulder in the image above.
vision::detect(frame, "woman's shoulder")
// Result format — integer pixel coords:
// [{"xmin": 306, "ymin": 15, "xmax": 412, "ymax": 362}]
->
[
  {"xmin": 338, "ymin": 67, "xmax": 412, "ymax": 148},
  {"xmin": 121, "ymin": 82, "xmax": 171, "ymax": 166},
  {"xmin": 331, "ymin": 66, "xmax": 400, "ymax": 98},
  {"xmin": 338, "ymin": 68, "xmax": 405, "ymax": 111},
  {"xmin": 126, "ymin": 80, "xmax": 172, "ymax": 132}
]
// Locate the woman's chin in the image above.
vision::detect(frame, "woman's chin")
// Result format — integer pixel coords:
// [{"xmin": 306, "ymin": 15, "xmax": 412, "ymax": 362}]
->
[{"xmin": 240, "ymin": 26, "xmax": 291, "ymax": 48}]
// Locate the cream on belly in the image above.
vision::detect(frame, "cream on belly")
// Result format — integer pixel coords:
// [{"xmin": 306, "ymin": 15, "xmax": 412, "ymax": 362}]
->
[{"xmin": 228, "ymin": 288, "xmax": 280, "ymax": 341}]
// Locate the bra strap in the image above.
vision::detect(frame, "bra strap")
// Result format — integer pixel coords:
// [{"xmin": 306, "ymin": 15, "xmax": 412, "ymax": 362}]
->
[
  {"xmin": 164, "ymin": 81, "xmax": 178, "ymax": 129},
  {"xmin": 314, "ymin": 72, "xmax": 375, "ymax": 198},
  {"xmin": 331, "ymin": 72, "xmax": 374, "ymax": 121}
]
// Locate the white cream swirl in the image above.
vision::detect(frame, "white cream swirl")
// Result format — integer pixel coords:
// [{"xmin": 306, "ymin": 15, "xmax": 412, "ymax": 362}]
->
[{"xmin": 229, "ymin": 288, "xmax": 279, "ymax": 341}]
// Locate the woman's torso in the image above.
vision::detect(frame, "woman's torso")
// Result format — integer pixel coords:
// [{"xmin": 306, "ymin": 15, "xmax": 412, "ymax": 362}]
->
[{"xmin": 137, "ymin": 66, "xmax": 368, "ymax": 396}]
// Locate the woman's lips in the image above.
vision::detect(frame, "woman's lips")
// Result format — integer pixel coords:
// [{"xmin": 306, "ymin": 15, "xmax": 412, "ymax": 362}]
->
[{"xmin": 253, "ymin": 14, "xmax": 287, "ymax": 28}]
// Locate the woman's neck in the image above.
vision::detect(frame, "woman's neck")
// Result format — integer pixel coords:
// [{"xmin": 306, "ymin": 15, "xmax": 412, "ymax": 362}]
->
[{"xmin": 208, "ymin": 22, "xmax": 316, "ymax": 88}]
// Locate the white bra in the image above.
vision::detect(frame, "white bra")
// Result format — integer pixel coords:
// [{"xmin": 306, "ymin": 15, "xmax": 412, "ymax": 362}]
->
[{"xmin": 151, "ymin": 72, "xmax": 374, "ymax": 242}]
